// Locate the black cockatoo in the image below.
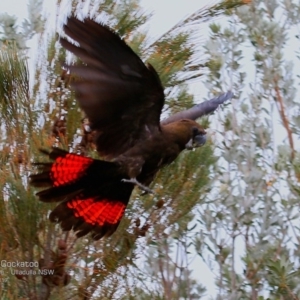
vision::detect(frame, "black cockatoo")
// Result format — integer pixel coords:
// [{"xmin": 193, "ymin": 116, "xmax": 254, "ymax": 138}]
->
[{"xmin": 30, "ymin": 17, "xmax": 233, "ymax": 240}]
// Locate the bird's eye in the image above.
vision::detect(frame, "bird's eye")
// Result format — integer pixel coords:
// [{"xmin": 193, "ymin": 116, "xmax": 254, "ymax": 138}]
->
[{"xmin": 192, "ymin": 127, "xmax": 200, "ymax": 136}]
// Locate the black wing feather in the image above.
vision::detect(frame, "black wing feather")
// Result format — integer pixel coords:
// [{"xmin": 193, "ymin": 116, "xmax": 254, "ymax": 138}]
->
[{"xmin": 61, "ymin": 17, "xmax": 165, "ymax": 159}]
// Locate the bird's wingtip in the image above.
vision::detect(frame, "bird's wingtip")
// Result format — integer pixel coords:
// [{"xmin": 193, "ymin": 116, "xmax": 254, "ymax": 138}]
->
[{"xmin": 215, "ymin": 91, "xmax": 234, "ymax": 104}]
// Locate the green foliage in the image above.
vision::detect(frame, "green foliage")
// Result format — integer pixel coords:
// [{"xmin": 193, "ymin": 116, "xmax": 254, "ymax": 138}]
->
[
  {"xmin": 0, "ymin": 45, "xmax": 31, "ymax": 129},
  {"xmin": 196, "ymin": 0, "xmax": 300, "ymax": 299},
  {"xmin": 0, "ymin": 44, "xmax": 55, "ymax": 299},
  {"xmin": 148, "ymin": 33, "xmax": 193, "ymax": 87},
  {"xmin": 0, "ymin": 0, "xmax": 254, "ymax": 299},
  {"xmin": 0, "ymin": 0, "xmax": 44, "ymax": 50}
]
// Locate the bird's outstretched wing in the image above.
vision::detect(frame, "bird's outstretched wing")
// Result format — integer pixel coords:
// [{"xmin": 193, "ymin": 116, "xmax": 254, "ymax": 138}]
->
[
  {"xmin": 61, "ymin": 17, "xmax": 165, "ymax": 159},
  {"xmin": 161, "ymin": 91, "xmax": 233, "ymax": 125}
]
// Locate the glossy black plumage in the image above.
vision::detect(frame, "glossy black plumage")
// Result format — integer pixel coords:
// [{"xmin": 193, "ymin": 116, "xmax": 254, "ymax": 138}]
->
[
  {"xmin": 61, "ymin": 17, "xmax": 165, "ymax": 159},
  {"xmin": 30, "ymin": 17, "xmax": 232, "ymax": 240}
]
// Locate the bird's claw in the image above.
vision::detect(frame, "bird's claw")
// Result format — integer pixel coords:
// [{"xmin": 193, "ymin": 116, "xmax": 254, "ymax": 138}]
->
[{"xmin": 122, "ymin": 178, "xmax": 154, "ymax": 194}]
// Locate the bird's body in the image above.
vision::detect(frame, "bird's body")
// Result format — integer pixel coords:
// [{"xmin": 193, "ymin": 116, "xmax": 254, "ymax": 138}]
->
[
  {"xmin": 116, "ymin": 119, "xmax": 205, "ymax": 181},
  {"xmin": 30, "ymin": 17, "xmax": 232, "ymax": 240}
]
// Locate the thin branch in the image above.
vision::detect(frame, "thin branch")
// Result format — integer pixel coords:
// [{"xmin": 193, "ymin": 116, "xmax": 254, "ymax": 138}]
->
[
  {"xmin": 39, "ymin": 227, "xmax": 52, "ymax": 300},
  {"xmin": 273, "ymin": 76, "xmax": 295, "ymax": 160}
]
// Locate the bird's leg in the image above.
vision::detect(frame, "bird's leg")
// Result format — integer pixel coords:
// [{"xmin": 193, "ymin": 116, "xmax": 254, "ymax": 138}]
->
[{"xmin": 122, "ymin": 178, "xmax": 154, "ymax": 194}]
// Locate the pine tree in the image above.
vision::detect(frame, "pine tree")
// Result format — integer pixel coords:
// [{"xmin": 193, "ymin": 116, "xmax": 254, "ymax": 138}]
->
[{"xmin": 0, "ymin": 0, "xmax": 257, "ymax": 299}]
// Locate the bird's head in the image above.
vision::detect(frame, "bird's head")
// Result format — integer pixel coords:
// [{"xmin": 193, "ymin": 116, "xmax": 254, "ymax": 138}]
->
[{"xmin": 162, "ymin": 119, "xmax": 206, "ymax": 150}]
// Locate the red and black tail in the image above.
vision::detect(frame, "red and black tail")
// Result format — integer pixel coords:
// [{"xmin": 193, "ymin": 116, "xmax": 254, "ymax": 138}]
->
[{"xmin": 30, "ymin": 148, "xmax": 134, "ymax": 240}]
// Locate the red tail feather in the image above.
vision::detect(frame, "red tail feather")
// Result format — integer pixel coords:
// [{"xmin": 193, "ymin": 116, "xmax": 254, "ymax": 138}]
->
[
  {"xmin": 51, "ymin": 154, "xmax": 93, "ymax": 187},
  {"xmin": 30, "ymin": 148, "xmax": 134, "ymax": 239},
  {"xmin": 67, "ymin": 198, "xmax": 126, "ymax": 226}
]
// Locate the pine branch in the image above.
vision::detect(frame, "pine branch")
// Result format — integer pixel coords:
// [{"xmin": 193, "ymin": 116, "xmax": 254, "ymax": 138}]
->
[{"xmin": 147, "ymin": 0, "xmax": 251, "ymax": 49}]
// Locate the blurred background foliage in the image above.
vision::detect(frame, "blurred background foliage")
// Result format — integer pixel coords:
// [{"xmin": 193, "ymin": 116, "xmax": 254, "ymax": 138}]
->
[{"xmin": 1, "ymin": 0, "xmax": 300, "ymax": 299}]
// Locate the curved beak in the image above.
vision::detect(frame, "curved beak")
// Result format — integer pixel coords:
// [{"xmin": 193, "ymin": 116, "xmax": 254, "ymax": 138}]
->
[
  {"xmin": 194, "ymin": 134, "xmax": 206, "ymax": 147},
  {"xmin": 185, "ymin": 134, "xmax": 206, "ymax": 150}
]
